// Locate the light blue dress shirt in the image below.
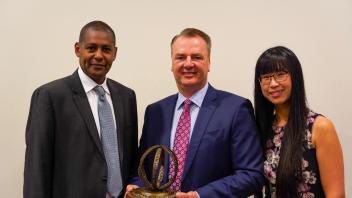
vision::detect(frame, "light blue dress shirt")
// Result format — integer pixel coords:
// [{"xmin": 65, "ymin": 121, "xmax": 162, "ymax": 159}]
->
[{"xmin": 170, "ymin": 83, "xmax": 209, "ymax": 149}]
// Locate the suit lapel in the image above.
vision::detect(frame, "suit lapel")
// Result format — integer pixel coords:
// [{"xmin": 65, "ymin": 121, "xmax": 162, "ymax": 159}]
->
[
  {"xmin": 182, "ymin": 85, "xmax": 218, "ymax": 180},
  {"xmin": 70, "ymin": 70, "xmax": 104, "ymax": 157},
  {"xmin": 160, "ymin": 95, "xmax": 178, "ymax": 148},
  {"xmin": 161, "ymin": 94, "xmax": 178, "ymax": 183}
]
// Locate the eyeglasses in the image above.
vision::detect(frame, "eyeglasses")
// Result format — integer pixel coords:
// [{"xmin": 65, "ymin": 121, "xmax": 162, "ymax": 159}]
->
[{"xmin": 259, "ymin": 71, "xmax": 289, "ymax": 85}]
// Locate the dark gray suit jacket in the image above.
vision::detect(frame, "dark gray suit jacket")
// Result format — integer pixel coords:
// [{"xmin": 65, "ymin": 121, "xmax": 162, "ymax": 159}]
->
[{"xmin": 24, "ymin": 70, "xmax": 138, "ymax": 198}]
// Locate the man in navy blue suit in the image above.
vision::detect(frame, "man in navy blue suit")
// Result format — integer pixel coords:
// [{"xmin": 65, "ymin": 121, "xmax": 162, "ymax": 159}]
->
[{"xmin": 127, "ymin": 28, "xmax": 264, "ymax": 198}]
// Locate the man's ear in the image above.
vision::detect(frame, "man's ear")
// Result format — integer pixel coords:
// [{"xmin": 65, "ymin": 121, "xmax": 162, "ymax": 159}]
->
[
  {"xmin": 113, "ymin": 46, "xmax": 118, "ymax": 61},
  {"xmin": 74, "ymin": 42, "xmax": 81, "ymax": 57}
]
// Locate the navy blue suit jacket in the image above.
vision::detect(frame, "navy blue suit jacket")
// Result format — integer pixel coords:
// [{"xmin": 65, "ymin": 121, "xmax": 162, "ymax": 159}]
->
[{"xmin": 135, "ymin": 85, "xmax": 264, "ymax": 197}]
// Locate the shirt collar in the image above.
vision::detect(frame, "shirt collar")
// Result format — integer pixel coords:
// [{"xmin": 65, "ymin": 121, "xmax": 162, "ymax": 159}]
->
[
  {"xmin": 176, "ymin": 83, "xmax": 209, "ymax": 110},
  {"xmin": 77, "ymin": 67, "xmax": 110, "ymax": 95}
]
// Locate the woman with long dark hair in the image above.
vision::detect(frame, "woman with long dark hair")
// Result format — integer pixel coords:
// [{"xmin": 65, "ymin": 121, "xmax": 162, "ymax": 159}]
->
[{"xmin": 254, "ymin": 46, "xmax": 345, "ymax": 197}]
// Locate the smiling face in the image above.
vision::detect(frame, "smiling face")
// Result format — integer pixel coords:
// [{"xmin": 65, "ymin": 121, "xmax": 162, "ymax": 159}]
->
[
  {"xmin": 260, "ymin": 72, "xmax": 292, "ymax": 107},
  {"xmin": 171, "ymin": 35, "xmax": 210, "ymax": 97},
  {"xmin": 75, "ymin": 28, "xmax": 117, "ymax": 84}
]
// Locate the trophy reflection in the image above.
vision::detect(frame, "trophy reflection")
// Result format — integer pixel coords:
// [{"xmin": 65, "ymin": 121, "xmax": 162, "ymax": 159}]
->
[{"xmin": 127, "ymin": 145, "xmax": 178, "ymax": 198}]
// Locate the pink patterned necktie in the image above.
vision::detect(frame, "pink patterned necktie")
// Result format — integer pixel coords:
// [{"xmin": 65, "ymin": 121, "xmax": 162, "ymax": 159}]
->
[{"xmin": 169, "ymin": 99, "xmax": 192, "ymax": 191}]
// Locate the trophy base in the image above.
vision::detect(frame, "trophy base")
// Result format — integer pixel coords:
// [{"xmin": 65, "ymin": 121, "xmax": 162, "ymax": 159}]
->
[{"xmin": 126, "ymin": 188, "xmax": 176, "ymax": 198}]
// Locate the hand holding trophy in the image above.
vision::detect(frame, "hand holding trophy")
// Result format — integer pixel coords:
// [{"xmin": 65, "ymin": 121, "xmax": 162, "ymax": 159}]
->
[{"xmin": 127, "ymin": 145, "xmax": 178, "ymax": 198}]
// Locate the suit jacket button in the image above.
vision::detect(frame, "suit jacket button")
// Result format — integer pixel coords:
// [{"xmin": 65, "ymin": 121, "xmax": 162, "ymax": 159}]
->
[{"xmin": 101, "ymin": 175, "xmax": 107, "ymax": 182}]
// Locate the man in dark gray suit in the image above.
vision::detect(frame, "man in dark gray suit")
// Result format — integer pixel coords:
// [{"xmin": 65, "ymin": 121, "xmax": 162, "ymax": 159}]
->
[{"xmin": 24, "ymin": 21, "xmax": 138, "ymax": 198}]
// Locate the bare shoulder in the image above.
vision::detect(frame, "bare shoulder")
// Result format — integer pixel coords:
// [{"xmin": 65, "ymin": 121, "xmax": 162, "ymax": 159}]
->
[
  {"xmin": 312, "ymin": 115, "xmax": 339, "ymax": 146},
  {"xmin": 314, "ymin": 116, "xmax": 335, "ymax": 132}
]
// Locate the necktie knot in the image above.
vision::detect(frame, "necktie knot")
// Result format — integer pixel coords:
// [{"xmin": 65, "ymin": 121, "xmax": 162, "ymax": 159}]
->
[
  {"xmin": 93, "ymin": 86, "xmax": 106, "ymax": 101},
  {"xmin": 183, "ymin": 99, "xmax": 192, "ymax": 112}
]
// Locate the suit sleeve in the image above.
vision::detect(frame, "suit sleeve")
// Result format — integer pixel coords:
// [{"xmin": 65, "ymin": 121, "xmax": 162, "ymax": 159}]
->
[
  {"xmin": 196, "ymin": 100, "xmax": 265, "ymax": 198},
  {"xmin": 24, "ymin": 88, "xmax": 55, "ymax": 198}
]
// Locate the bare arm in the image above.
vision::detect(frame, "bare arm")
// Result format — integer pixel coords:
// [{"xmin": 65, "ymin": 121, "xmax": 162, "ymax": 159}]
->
[{"xmin": 312, "ymin": 116, "xmax": 345, "ymax": 198}]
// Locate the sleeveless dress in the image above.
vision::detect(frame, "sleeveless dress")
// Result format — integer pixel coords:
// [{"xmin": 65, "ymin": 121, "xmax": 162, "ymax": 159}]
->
[{"xmin": 263, "ymin": 110, "xmax": 325, "ymax": 198}]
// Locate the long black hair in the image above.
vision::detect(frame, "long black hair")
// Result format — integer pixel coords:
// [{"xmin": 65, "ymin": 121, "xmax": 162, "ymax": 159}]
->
[{"xmin": 254, "ymin": 46, "xmax": 308, "ymax": 197}]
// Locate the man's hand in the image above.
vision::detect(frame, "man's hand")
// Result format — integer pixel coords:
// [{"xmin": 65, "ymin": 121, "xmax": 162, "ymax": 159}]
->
[
  {"xmin": 176, "ymin": 191, "xmax": 199, "ymax": 198},
  {"xmin": 124, "ymin": 184, "xmax": 139, "ymax": 198}
]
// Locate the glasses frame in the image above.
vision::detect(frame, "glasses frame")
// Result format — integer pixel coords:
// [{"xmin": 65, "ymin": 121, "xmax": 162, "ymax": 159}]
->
[{"xmin": 259, "ymin": 71, "xmax": 289, "ymax": 85}]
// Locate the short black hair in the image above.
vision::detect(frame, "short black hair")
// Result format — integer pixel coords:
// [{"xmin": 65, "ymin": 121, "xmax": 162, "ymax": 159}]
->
[{"xmin": 79, "ymin": 20, "xmax": 116, "ymax": 45}]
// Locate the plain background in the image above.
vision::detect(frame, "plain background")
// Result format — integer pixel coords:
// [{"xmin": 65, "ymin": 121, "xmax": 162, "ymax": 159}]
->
[{"xmin": 1, "ymin": 0, "xmax": 351, "ymax": 197}]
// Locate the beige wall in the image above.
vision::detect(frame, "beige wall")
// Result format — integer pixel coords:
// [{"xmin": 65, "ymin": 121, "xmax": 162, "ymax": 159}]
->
[{"xmin": 1, "ymin": 0, "xmax": 351, "ymax": 196}]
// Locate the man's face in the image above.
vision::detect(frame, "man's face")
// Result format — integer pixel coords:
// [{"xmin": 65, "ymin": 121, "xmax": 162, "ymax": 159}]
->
[
  {"xmin": 75, "ymin": 29, "xmax": 117, "ymax": 84},
  {"xmin": 171, "ymin": 36, "xmax": 210, "ymax": 96}
]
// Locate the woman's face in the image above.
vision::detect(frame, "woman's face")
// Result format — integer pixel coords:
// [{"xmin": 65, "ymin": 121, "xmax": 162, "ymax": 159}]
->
[{"xmin": 259, "ymin": 71, "xmax": 292, "ymax": 107}]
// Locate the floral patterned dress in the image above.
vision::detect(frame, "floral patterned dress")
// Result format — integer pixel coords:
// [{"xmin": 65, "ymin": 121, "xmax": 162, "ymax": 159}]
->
[{"xmin": 264, "ymin": 111, "xmax": 325, "ymax": 198}]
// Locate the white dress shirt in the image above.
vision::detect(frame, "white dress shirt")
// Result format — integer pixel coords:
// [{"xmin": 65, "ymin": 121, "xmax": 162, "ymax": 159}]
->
[{"xmin": 77, "ymin": 67, "xmax": 117, "ymax": 137}]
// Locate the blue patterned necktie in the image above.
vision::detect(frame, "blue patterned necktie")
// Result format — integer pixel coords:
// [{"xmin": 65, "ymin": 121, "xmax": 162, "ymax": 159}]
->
[{"xmin": 94, "ymin": 86, "xmax": 122, "ymax": 198}]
